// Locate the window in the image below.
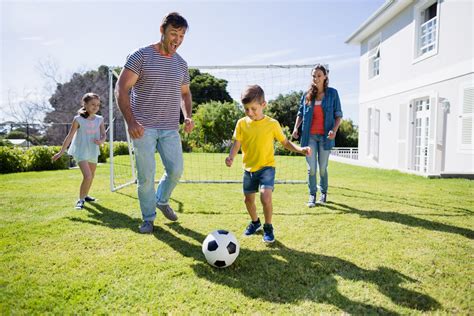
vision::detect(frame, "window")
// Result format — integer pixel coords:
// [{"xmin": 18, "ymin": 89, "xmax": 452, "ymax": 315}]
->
[
  {"xmin": 415, "ymin": 1, "xmax": 439, "ymax": 59},
  {"xmin": 368, "ymin": 34, "xmax": 381, "ymax": 79}
]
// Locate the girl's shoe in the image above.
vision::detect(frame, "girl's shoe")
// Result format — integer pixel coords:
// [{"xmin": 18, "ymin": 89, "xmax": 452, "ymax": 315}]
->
[
  {"xmin": 84, "ymin": 196, "xmax": 96, "ymax": 202},
  {"xmin": 75, "ymin": 200, "xmax": 85, "ymax": 210}
]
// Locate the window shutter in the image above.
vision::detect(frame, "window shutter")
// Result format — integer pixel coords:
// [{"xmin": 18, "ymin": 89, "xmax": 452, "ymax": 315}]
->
[{"xmin": 461, "ymin": 87, "xmax": 474, "ymax": 146}]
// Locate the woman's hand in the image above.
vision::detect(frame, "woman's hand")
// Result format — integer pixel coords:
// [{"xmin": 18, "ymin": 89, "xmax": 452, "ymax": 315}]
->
[
  {"xmin": 327, "ymin": 129, "xmax": 336, "ymax": 140},
  {"xmin": 292, "ymin": 129, "xmax": 299, "ymax": 139}
]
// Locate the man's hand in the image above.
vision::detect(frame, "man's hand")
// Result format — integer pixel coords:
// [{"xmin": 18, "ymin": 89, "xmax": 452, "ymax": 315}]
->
[
  {"xmin": 128, "ymin": 120, "xmax": 145, "ymax": 139},
  {"xmin": 184, "ymin": 117, "xmax": 194, "ymax": 133}
]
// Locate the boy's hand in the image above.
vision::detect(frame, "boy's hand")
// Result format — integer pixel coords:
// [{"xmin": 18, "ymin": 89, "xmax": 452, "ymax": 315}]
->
[
  {"xmin": 302, "ymin": 146, "xmax": 312, "ymax": 156},
  {"xmin": 94, "ymin": 139, "xmax": 104, "ymax": 145},
  {"xmin": 225, "ymin": 156, "xmax": 233, "ymax": 167}
]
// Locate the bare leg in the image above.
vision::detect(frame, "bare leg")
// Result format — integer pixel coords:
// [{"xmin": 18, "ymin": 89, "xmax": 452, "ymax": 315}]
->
[
  {"xmin": 78, "ymin": 161, "xmax": 94, "ymax": 200},
  {"xmin": 244, "ymin": 193, "xmax": 258, "ymax": 221},
  {"xmin": 260, "ymin": 188, "xmax": 273, "ymax": 224}
]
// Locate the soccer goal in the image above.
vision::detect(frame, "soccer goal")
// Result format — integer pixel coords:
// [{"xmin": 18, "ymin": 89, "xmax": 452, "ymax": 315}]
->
[{"xmin": 108, "ymin": 65, "xmax": 314, "ymax": 191}]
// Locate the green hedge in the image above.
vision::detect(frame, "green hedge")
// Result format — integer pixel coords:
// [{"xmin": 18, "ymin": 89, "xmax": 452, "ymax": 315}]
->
[
  {"xmin": 0, "ymin": 147, "xmax": 26, "ymax": 173},
  {"xmin": 25, "ymin": 146, "xmax": 70, "ymax": 171}
]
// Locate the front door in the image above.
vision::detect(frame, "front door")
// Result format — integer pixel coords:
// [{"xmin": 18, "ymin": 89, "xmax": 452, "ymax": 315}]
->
[{"xmin": 413, "ymin": 98, "xmax": 430, "ymax": 173}]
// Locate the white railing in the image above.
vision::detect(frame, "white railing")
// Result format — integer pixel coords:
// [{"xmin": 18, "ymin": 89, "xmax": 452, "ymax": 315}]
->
[
  {"xmin": 330, "ymin": 147, "xmax": 358, "ymax": 160},
  {"xmin": 419, "ymin": 17, "xmax": 437, "ymax": 54}
]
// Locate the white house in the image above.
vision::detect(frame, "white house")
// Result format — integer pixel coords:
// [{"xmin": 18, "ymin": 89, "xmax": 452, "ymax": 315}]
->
[{"xmin": 346, "ymin": 0, "xmax": 473, "ymax": 177}]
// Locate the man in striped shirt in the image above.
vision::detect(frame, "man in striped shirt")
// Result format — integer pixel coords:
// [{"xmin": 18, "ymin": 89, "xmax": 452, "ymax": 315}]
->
[{"xmin": 116, "ymin": 12, "xmax": 194, "ymax": 234}]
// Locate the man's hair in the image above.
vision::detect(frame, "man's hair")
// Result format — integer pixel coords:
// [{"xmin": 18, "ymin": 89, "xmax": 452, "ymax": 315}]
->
[
  {"xmin": 241, "ymin": 85, "xmax": 265, "ymax": 105},
  {"xmin": 161, "ymin": 12, "xmax": 188, "ymax": 31}
]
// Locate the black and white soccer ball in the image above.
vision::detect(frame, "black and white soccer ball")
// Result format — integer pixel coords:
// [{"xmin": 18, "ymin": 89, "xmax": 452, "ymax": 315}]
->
[{"xmin": 202, "ymin": 230, "xmax": 240, "ymax": 268}]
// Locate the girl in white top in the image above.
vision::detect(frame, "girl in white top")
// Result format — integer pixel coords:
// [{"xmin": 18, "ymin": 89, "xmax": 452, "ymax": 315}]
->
[{"xmin": 52, "ymin": 93, "xmax": 106, "ymax": 209}]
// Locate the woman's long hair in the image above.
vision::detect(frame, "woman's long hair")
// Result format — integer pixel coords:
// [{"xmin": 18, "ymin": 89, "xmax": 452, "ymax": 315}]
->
[
  {"xmin": 78, "ymin": 92, "xmax": 100, "ymax": 118},
  {"xmin": 305, "ymin": 64, "xmax": 329, "ymax": 105}
]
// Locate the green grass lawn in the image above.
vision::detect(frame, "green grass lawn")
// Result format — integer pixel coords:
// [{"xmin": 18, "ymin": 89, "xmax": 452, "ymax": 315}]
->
[{"xmin": 1, "ymin": 155, "xmax": 473, "ymax": 314}]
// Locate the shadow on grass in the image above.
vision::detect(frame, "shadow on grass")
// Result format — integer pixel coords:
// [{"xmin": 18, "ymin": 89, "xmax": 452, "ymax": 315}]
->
[
  {"xmin": 326, "ymin": 202, "xmax": 474, "ymax": 240},
  {"xmin": 158, "ymin": 222, "xmax": 440, "ymax": 314},
  {"xmin": 70, "ymin": 203, "xmax": 441, "ymax": 313},
  {"xmin": 334, "ymin": 186, "xmax": 473, "ymax": 215},
  {"xmin": 68, "ymin": 202, "xmax": 141, "ymax": 231}
]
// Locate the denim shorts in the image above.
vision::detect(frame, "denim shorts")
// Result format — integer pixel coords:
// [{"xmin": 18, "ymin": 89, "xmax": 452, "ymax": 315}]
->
[{"xmin": 243, "ymin": 166, "xmax": 276, "ymax": 194}]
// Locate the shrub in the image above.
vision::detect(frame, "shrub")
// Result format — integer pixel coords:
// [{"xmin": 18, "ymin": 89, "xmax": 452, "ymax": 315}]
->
[
  {"xmin": 274, "ymin": 126, "xmax": 298, "ymax": 156},
  {"xmin": 113, "ymin": 141, "xmax": 129, "ymax": 156},
  {"xmin": 0, "ymin": 147, "xmax": 26, "ymax": 173},
  {"xmin": 98, "ymin": 143, "xmax": 109, "ymax": 163},
  {"xmin": 25, "ymin": 146, "xmax": 69, "ymax": 171},
  {"xmin": 189, "ymin": 101, "xmax": 243, "ymax": 152}
]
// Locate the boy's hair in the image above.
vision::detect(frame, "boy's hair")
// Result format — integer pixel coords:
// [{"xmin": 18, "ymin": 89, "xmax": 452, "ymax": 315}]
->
[
  {"xmin": 78, "ymin": 92, "xmax": 100, "ymax": 118},
  {"xmin": 241, "ymin": 85, "xmax": 265, "ymax": 105},
  {"xmin": 161, "ymin": 12, "xmax": 188, "ymax": 31}
]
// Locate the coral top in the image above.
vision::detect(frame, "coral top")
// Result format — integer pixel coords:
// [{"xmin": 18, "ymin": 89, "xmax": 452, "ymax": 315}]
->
[{"xmin": 310, "ymin": 100, "xmax": 324, "ymax": 135}]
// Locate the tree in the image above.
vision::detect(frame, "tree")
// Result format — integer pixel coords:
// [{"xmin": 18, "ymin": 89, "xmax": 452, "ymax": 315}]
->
[
  {"xmin": 335, "ymin": 119, "xmax": 358, "ymax": 147},
  {"xmin": 188, "ymin": 101, "xmax": 243, "ymax": 152},
  {"xmin": 266, "ymin": 91, "xmax": 303, "ymax": 130},
  {"xmin": 43, "ymin": 65, "xmax": 121, "ymax": 145},
  {"xmin": 189, "ymin": 69, "xmax": 233, "ymax": 109}
]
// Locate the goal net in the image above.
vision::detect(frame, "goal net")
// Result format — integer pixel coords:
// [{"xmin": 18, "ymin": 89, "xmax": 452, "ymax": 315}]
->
[{"xmin": 109, "ymin": 65, "xmax": 314, "ymax": 191}]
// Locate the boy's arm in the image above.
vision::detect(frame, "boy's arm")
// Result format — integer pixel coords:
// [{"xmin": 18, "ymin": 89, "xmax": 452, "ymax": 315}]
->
[
  {"xmin": 280, "ymin": 138, "xmax": 312, "ymax": 156},
  {"xmin": 225, "ymin": 140, "xmax": 241, "ymax": 167}
]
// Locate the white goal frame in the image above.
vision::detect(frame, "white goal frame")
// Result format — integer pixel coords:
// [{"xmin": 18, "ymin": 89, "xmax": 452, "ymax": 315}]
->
[{"xmin": 109, "ymin": 65, "xmax": 314, "ymax": 191}]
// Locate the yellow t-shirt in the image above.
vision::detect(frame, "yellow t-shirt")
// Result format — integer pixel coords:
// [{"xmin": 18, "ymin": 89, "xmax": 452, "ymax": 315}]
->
[{"xmin": 233, "ymin": 116, "xmax": 286, "ymax": 172}]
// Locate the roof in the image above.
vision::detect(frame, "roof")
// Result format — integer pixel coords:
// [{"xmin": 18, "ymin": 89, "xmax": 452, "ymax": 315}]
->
[{"xmin": 345, "ymin": 0, "xmax": 413, "ymax": 44}]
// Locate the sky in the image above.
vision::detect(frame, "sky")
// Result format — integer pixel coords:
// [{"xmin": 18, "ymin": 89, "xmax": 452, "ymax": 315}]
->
[{"xmin": 0, "ymin": 0, "xmax": 386, "ymax": 124}]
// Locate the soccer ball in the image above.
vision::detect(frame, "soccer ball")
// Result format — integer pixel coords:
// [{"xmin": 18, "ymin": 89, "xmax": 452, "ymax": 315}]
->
[{"xmin": 202, "ymin": 230, "xmax": 240, "ymax": 268}]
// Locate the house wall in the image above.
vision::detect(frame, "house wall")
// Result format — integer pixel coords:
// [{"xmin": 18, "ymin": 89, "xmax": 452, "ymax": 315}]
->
[{"xmin": 357, "ymin": 0, "xmax": 474, "ymax": 175}]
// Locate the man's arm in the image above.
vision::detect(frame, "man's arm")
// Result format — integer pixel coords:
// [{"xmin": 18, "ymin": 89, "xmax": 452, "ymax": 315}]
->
[
  {"xmin": 115, "ymin": 68, "xmax": 144, "ymax": 139},
  {"xmin": 181, "ymin": 84, "xmax": 194, "ymax": 133}
]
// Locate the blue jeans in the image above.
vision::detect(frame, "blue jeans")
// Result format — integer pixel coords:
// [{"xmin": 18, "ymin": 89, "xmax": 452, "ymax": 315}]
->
[
  {"xmin": 243, "ymin": 167, "xmax": 276, "ymax": 194},
  {"xmin": 306, "ymin": 134, "xmax": 330, "ymax": 195},
  {"xmin": 133, "ymin": 129, "xmax": 183, "ymax": 221}
]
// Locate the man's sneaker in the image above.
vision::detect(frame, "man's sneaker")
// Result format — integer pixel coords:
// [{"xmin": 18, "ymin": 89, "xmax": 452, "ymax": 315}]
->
[
  {"xmin": 263, "ymin": 223, "xmax": 275, "ymax": 243},
  {"xmin": 75, "ymin": 199, "xmax": 85, "ymax": 210},
  {"xmin": 84, "ymin": 196, "xmax": 96, "ymax": 202},
  {"xmin": 317, "ymin": 193, "xmax": 327, "ymax": 205},
  {"xmin": 157, "ymin": 204, "xmax": 178, "ymax": 221},
  {"xmin": 244, "ymin": 219, "xmax": 262, "ymax": 236},
  {"xmin": 307, "ymin": 194, "xmax": 316, "ymax": 208},
  {"xmin": 139, "ymin": 220, "xmax": 154, "ymax": 234}
]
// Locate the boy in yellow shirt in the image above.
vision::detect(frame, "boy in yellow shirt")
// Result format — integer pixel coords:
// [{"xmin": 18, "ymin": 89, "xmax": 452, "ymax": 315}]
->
[{"xmin": 225, "ymin": 85, "xmax": 311, "ymax": 243}]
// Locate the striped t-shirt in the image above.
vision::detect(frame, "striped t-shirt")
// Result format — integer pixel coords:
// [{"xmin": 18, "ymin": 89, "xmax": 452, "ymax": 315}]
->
[{"xmin": 124, "ymin": 45, "xmax": 190, "ymax": 130}]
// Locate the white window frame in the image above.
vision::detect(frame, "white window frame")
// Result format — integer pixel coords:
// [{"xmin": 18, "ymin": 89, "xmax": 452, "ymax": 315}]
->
[
  {"xmin": 458, "ymin": 82, "xmax": 474, "ymax": 152},
  {"xmin": 368, "ymin": 33, "xmax": 381, "ymax": 79},
  {"xmin": 413, "ymin": 0, "xmax": 440, "ymax": 64}
]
